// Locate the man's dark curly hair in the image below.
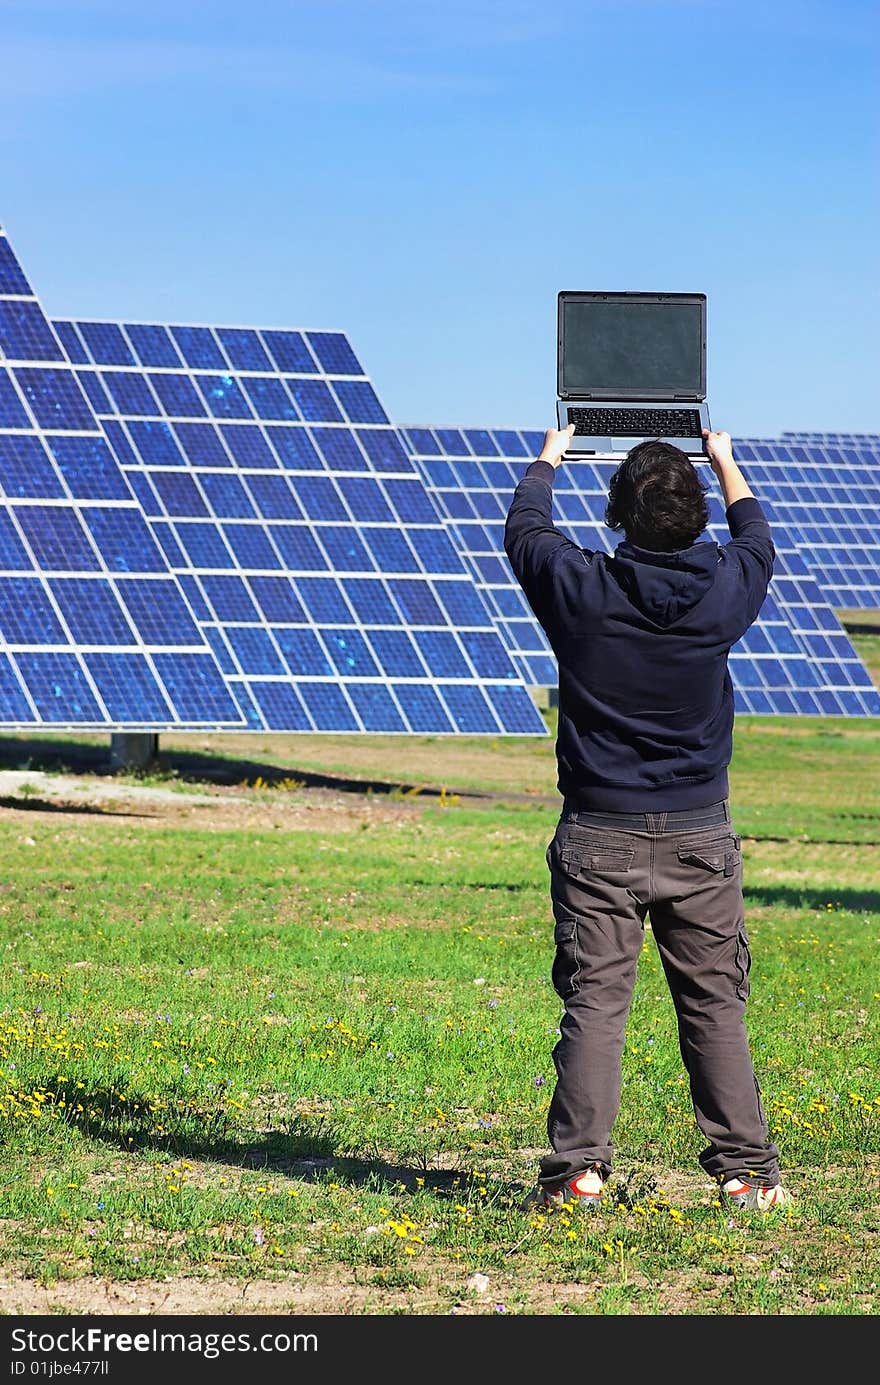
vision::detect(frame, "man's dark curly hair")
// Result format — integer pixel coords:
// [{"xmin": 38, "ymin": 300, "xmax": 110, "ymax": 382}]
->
[{"xmin": 605, "ymin": 439, "xmax": 710, "ymax": 552}]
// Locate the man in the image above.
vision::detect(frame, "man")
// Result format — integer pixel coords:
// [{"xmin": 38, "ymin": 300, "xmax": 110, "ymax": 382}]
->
[{"xmin": 505, "ymin": 424, "xmax": 791, "ymax": 1214}]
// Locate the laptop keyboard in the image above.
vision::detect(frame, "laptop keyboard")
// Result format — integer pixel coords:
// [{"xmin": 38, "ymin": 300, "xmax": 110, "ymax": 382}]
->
[{"xmin": 568, "ymin": 406, "xmax": 703, "ymax": 438}]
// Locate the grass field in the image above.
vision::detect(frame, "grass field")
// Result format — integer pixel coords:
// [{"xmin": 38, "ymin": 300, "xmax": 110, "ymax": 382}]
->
[
  {"xmin": 840, "ymin": 614, "xmax": 880, "ymax": 692},
  {"xmin": 0, "ymin": 708, "xmax": 877, "ymax": 1317}
]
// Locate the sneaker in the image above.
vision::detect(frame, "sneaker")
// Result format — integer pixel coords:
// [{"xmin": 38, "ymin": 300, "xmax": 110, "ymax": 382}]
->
[
  {"xmin": 522, "ymin": 1165, "xmax": 605, "ymax": 1212},
  {"xmin": 720, "ymin": 1176, "xmax": 794, "ymax": 1212}
]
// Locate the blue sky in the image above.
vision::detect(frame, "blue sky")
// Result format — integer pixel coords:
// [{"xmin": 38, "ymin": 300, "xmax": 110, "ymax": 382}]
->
[{"xmin": 2, "ymin": 0, "xmax": 877, "ymax": 437}]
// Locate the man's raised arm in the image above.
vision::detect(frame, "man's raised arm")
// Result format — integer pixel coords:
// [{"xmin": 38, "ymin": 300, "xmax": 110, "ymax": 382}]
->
[
  {"xmin": 702, "ymin": 427, "xmax": 775, "ymax": 620},
  {"xmin": 504, "ymin": 424, "xmax": 578, "ymax": 603}
]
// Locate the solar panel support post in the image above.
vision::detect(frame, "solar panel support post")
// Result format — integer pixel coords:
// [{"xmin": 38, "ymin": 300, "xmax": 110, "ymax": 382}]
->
[
  {"xmin": 110, "ymin": 733, "xmax": 159, "ymax": 772},
  {"xmin": 529, "ymin": 686, "xmax": 558, "ymax": 711}
]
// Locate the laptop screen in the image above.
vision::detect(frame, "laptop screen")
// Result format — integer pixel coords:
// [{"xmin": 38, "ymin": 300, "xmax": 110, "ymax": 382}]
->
[{"xmin": 559, "ymin": 295, "xmax": 705, "ymax": 398}]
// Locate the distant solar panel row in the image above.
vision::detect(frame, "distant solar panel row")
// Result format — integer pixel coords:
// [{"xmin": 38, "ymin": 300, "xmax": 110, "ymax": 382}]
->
[
  {"xmin": 405, "ymin": 426, "xmax": 880, "ymax": 718},
  {"xmin": 781, "ymin": 431, "xmax": 880, "ymax": 446},
  {"xmin": 49, "ymin": 316, "xmax": 548, "ymax": 736},
  {"xmin": 0, "ymin": 233, "xmax": 244, "ymax": 729},
  {"xmin": 735, "ymin": 438, "xmax": 880, "ymax": 612}
]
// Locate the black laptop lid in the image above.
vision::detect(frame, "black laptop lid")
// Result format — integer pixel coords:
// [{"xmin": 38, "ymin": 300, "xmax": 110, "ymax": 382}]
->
[{"xmin": 558, "ymin": 291, "xmax": 707, "ymax": 401}]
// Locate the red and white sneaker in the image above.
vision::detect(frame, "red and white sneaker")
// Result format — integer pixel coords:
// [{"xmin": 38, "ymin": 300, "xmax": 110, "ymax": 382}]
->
[
  {"xmin": 522, "ymin": 1166, "xmax": 605, "ymax": 1212},
  {"xmin": 720, "ymin": 1176, "xmax": 794, "ymax": 1212}
]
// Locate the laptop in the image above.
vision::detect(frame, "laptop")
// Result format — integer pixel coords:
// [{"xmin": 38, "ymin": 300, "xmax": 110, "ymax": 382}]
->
[{"xmin": 556, "ymin": 290, "xmax": 710, "ymax": 454}]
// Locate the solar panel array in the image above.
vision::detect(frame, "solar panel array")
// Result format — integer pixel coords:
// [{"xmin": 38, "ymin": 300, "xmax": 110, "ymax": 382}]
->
[
  {"xmin": 734, "ymin": 438, "xmax": 880, "ymax": 614},
  {"xmin": 2, "ymin": 217, "xmax": 876, "ymax": 732},
  {"xmin": 405, "ymin": 426, "xmax": 880, "ymax": 718},
  {"xmin": 50, "ymin": 317, "xmax": 548, "ymax": 736},
  {"xmin": 0, "ymin": 232, "xmax": 244, "ymax": 730}
]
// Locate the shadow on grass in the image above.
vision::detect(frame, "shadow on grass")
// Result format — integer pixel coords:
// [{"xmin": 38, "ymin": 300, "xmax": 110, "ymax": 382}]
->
[
  {"xmin": 0, "ymin": 794, "xmax": 153, "ymax": 819},
  {"xmin": 743, "ymin": 883, "xmax": 880, "ymax": 913},
  {"xmin": 29, "ymin": 1077, "xmax": 504, "ymax": 1200},
  {"xmin": 0, "ymin": 735, "xmax": 502, "ymax": 804}
]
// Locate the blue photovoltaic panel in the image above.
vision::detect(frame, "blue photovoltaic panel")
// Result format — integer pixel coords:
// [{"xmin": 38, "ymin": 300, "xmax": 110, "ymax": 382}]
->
[
  {"xmin": 405, "ymin": 426, "xmax": 880, "ymax": 718},
  {"xmin": 781, "ymin": 431, "xmax": 880, "ymax": 446},
  {"xmin": 0, "ymin": 229, "xmax": 245, "ymax": 731},
  {"xmin": 734, "ymin": 437, "xmax": 880, "ymax": 613},
  {"xmin": 54, "ymin": 318, "xmax": 548, "ymax": 737},
  {"xmin": 405, "ymin": 427, "xmax": 557, "ymax": 689}
]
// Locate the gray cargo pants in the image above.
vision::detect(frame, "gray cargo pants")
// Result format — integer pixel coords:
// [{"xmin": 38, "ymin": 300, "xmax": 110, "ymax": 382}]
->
[{"xmin": 539, "ymin": 798, "xmax": 781, "ymax": 1189}]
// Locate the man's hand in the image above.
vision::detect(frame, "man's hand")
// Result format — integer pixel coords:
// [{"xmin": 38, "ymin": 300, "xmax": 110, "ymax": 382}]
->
[
  {"xmin": 701, "ymin": 428, "xmax": 735, "ymax": 474},
  {"xmin": 537, "ymin": 423, "xmax": 576, "ymax": 468},
  {"xmin": 701, "ymin": 428, "xmax": 754, "ymax": 506}
]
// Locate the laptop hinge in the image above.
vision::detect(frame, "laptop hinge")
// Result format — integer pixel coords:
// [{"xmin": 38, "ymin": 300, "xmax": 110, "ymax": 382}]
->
[{"xmin": 674, "ymin": 394, "xmax": 702, "ymax": 402}]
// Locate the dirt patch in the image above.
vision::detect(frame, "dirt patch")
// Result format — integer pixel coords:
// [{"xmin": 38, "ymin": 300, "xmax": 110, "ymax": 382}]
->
[
  {"xmin": 0, "ymin": 770, "xmax": 439, "ymax": 833},
  {"xmin": 0, "ymin": 1273, "xmax": 443, "ymax": 1315},
  {"xmin": 0, "ymin": 1267, "xmax": 708, "ymax": 1316}
]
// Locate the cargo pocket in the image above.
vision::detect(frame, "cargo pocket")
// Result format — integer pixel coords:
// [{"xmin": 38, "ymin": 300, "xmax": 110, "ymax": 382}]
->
[
  {"xmin": 677, "ymin": 833, "xmax": 741, "ymax": 877},
  {"xmin": 677, "ymin": 845, "xmax": 726, "ymax": 873},
  {"xmin": 734, "ymin": 927, "xmax": 752, "ymax": 1001},
  {"xmin": 559, "ymin": 839, "xmax": 635, "ymax": 879},
  {"xmin": 551, "ymin": 916, "xmax": 580, "ymax": 999}
]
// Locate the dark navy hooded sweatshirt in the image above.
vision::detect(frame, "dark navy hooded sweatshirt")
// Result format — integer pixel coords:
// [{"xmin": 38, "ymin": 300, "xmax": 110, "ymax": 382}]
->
[{"xmin": 504, "ymin": 459, "xmax": 776, "ymax": 810}]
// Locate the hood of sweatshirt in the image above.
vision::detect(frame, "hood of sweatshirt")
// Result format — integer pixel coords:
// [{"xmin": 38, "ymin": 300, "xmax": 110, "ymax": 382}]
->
[{"xmin": 607, "ymin": 538, "xmax": 721, "ymax": 628}]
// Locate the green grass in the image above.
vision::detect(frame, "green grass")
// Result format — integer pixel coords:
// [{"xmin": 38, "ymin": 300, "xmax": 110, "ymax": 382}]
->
[
  {"xmin": 0, "ymin": 718, "xmax": 877, "ymax": 1315},
  {"xmin": 838, "ymin": 612, "xmax": 880, "ymax": 690}
]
